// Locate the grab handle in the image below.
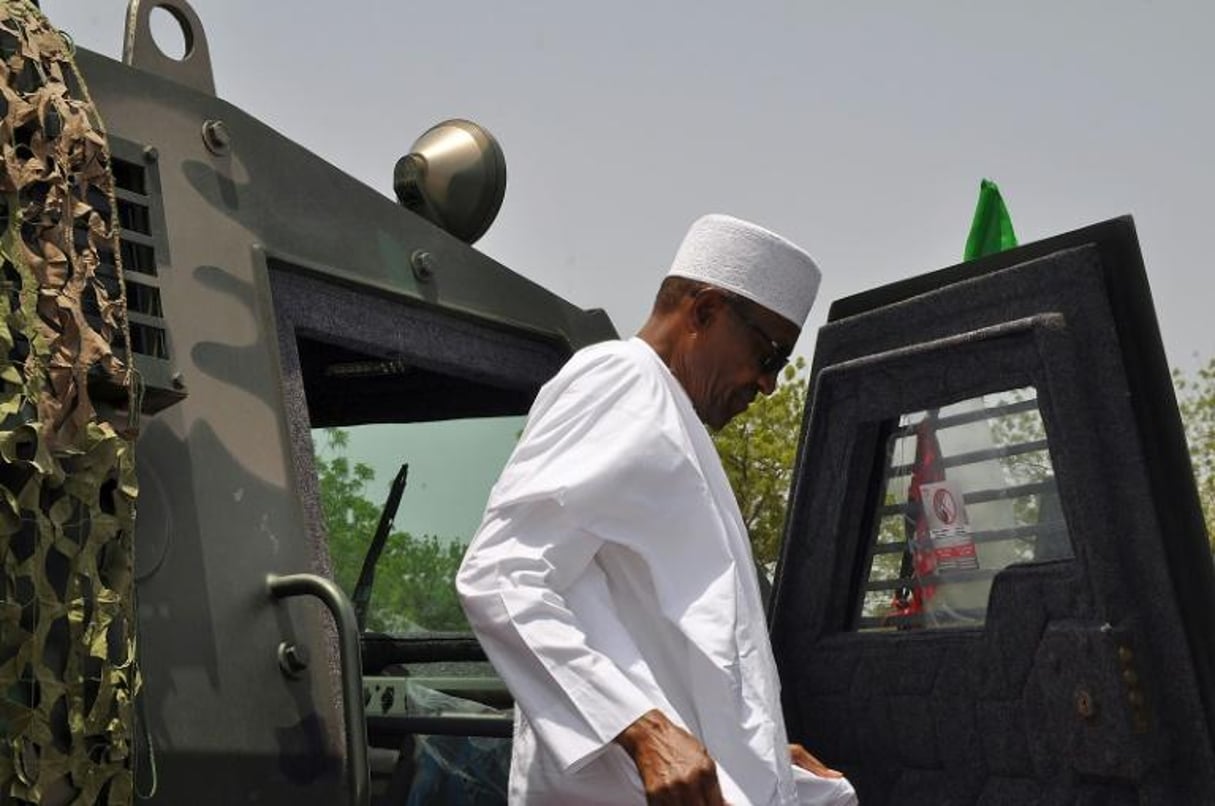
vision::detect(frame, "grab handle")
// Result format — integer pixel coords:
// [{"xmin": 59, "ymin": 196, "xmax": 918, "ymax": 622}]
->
[{"xmin": 268, "ymin": 573, "xmax": 369, "ymax": 806}]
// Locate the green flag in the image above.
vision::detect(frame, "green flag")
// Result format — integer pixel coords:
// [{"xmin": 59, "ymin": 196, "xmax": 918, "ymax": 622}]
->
[{"xmin": 964, "ymin": 178, "xmax": 1017, "ymax": 260}]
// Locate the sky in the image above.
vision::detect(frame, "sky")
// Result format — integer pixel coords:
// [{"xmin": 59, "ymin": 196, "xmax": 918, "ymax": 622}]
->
[
  {"xmin": 41, "ymin": 0, "xmax": 1215, "ymax": 369},
  {"xmin": 35, "ymin": 0, "xmax": 1215, "ymax": 536}
]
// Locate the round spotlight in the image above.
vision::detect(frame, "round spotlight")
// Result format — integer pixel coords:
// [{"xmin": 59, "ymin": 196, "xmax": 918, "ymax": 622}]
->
[{"xmin": 393, "ymin": 119, "xmax": 506, "ymax": 245}]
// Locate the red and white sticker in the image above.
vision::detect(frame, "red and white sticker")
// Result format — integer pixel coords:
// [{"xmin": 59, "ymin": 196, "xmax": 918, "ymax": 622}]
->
[{"xmin": 919, "ymin": 480, "xmax": 979, "ymax": 572}]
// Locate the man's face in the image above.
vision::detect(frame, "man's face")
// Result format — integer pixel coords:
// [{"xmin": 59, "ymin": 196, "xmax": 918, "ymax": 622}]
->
[{"xmin": 678, "ymin": 289, "xmax": 800, "ymax": 430}]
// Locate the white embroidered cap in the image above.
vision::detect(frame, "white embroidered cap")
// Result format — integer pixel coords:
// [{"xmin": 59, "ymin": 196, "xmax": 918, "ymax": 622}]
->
[{"xmin": 666, "ymin": 213, "xmax": 821, "ymax": 327}]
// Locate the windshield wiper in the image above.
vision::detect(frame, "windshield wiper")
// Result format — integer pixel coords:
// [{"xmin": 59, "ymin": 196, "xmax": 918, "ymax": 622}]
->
[{"xmin": 353, "ymin": 463, "xmax": 409, "ymax": 632}]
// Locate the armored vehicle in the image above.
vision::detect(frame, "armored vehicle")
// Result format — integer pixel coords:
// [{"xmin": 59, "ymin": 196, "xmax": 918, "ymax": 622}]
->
[{"xmin": 3, "ymin": 1, "xmax": 1212, "ymax": 804}]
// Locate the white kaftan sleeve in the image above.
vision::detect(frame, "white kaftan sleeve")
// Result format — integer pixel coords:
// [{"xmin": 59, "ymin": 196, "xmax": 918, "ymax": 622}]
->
[
  {"xmin": 457, "ymin": 346, "xmax": 702, "ymax": 772},
  {"xmin": 457, "ymin": 502, "xmax": 655, "ymax": 772}
]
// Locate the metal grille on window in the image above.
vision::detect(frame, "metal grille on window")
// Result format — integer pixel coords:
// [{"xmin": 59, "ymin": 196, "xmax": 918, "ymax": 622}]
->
[{"xmin": 857, "ymin": 387, "xmax": 1073, "ymax": 631}]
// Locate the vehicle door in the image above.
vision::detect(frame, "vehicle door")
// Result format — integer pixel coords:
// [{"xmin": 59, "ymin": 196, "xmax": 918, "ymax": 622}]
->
[{"xmin": 769, "ymin": 217, "xmax": 1215, "ymax": 804}]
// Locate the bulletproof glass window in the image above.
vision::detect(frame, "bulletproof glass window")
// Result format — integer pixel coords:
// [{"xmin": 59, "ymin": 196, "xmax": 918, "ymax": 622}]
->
[
  {"xmin": 856, "ymin": 386, "xmax": 1073, "ymax": 631},
  {"xmin": 309, "ymin": 410, "xmax": 524, "ymax": 636},
  {"xmin": 269, "ymin": 260, "xmax": 566, "ymax": 640}
]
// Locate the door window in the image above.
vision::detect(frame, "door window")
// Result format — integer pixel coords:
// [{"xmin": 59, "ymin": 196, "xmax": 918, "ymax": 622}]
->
[{"xmin": 858, "ymin": 387, "xmax": 1072, "ymax": 630}]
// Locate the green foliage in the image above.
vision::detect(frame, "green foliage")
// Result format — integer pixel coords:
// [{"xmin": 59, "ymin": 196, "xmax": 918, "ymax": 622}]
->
[
  {"xmin": 985, "ymin": 390, "xmax": 1052, "ymax": 533},
  {"xmin": 712, "ymin": 358, "xmax": 809, "ymax": 565},
  {"xmin": 314, "ymin": 429, "xmax": 469, "ymax": 633},
  {"xmin": 368, "ymin": 533, "xmax": 469, "ymax": 634},
  {"xmin": 1175, "ymin": 356, "xmax": 1215, "ymax": 549}
]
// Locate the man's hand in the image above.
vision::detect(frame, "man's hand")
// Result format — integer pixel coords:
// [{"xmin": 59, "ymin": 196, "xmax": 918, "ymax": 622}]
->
[
  {"xmin": 788, "ymin": 743, "xmax": 844, "ymax": 779},
  {"xmin": 615, "ymin": 709, "xmax": 726, "ymax": 805}
]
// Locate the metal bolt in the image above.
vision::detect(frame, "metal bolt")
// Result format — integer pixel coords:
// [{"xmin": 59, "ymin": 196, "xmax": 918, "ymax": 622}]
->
[
  {"xmin": 277, "ymin": 641, "xmax": 310, "ymax": 678},
  {"xmin": 202, "ymin": 119, "xmax": 232, "ymax": 156},
  {"xmin": 171, "ymin": 372, "xmax": 186, "ymax": 390},
  {"xmin": 411, "ymin": 249, "xmax": 435, "ymax": 282},
  {"xmin": 1118, "ymin": 645, "xmax": 1134, "ymax": 664},
  {"xmin": 143, "ymin": 145, "xmax": 159, "ymax": 163},
  {"xmin": 1075, "ymin": 688, "xmax": 1096, "ymax": 720}
]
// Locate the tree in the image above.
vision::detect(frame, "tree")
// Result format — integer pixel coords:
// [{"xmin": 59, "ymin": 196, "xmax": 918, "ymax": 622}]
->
[
  {"xmin": 314, "ymin": 429, "xmax": 379, "ymax": 593},
  {"xmin": 711, "ymin": 358, "xmax": 809, "ymax": 565},
  {"xmin": 1175, "ymin": 356, "xmax": 1215, "ymax": 549},
  {"xmin": 314, "ymin": 428, "xmax": 469, "ymax": 633}
]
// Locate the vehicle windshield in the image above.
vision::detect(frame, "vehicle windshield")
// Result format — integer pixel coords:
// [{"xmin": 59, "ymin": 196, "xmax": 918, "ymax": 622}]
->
[
  {"xmin": 311, "ymin": 415, "xmax": 524, "ymax": 637},
  {"xmin": 312, "ymin": 415, "xmax": 525, "ymax": 635}
]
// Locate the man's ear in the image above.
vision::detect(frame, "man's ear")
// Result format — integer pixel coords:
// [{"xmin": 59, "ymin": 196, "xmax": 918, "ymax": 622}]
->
[{"xmin": 687, "ymin": 288, "xmax": 723, "ymax": 332}]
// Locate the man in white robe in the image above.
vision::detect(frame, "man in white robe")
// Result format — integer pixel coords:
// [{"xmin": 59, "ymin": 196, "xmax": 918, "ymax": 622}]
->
[{"xmin": 457, "ymin": 214, "xmax": 858, "ymax": 805}]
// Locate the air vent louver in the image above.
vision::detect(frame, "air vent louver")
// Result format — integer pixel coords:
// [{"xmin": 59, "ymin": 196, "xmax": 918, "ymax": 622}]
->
[{"xmin": 86, "ymin": 150, "xmax": 183, "ymax": 414}]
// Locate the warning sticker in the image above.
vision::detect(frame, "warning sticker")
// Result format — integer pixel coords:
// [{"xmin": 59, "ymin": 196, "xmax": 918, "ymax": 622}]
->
[{"xmin": 919, "ymin": 480, "xmax": 980, "ymax": 572}]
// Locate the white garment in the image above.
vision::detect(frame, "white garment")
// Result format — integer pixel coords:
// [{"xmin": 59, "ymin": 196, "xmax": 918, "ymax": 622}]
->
[{"xmin": 457, "ymin": 338, "xmax": 856, "ymax": 806}]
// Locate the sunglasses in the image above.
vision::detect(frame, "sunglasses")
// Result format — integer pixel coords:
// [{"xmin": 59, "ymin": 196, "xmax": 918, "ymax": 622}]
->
[{"xmin": 722, "ymin": 295, "xmax": 792, "ymax": 375}]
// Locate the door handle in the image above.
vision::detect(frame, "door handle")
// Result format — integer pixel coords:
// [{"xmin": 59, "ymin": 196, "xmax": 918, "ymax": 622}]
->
[{"xmin": 268, "ymin": 573, "xmax": 369, "ymax": 806}]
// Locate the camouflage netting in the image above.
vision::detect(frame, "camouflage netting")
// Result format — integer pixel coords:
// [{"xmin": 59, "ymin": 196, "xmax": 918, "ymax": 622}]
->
[{"xmin": 0, "ymin": 2, "xmax": 140, "ymax": 804}]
